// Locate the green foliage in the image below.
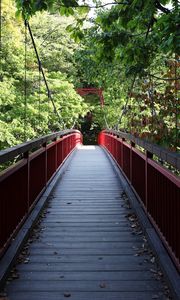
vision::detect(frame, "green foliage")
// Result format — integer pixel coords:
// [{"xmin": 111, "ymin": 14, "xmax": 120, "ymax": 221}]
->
[
  {"xmin": 14, "ymin": 0, "xmax": 88, "ymax": 19},
  {"xmin": 0, "ymin": 1, "xmax": 89, "ymax": 150},
  {"xmin": 73, "ymin": 1, "xmax": 179, "ymax": 149}
]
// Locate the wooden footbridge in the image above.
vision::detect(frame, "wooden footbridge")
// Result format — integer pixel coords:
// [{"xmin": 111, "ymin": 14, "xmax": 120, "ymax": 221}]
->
[{"xmin": 0, "ymin": 130, "xmax": 180, "ymax": 299}]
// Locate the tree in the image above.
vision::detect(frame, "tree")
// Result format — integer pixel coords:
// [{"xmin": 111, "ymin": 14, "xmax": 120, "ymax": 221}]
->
[
  {"xmin": 73, "ymin": 1, "xmax": 179, "ymax": 149},
  {"xmin": 0, "ymin": 1, "xmax": 89, "ymax": 149}
]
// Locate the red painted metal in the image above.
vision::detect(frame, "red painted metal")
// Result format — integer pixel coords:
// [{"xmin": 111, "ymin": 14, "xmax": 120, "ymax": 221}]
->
[
  {"xmin": 0, "ymin": 130, "xmax": 82, "ymax": 256},
  {"xmin": 116, "ymin": 137, "xmax": 122, "ymax": 167},
  {"xmin": 47, "ymin": 143, "xmax": 57, "ymax": 182},
  {"xmin": 147, "ymin": 159, "xmax": 180, "ymax": 268},
  {"xmin": 132, "ymin": 148, "xmax": 146, "ymax": 204},
  {"xmin": 57, "ymin": 139, "xmax": 63, "ymax": 166},
  {"xmin": 29, "ymin": 149, "xmax": 46, "ymax": 206},
  {"xmin": 98, "ymin": 130, "xmax": 180, "ymax": 271},
  {"xmin": 76, "ymin": 88, "xmax": 104, "ymax": 107},
  {"xmin": 122, "ymin": 142, "xmax": 131, "ymax": 180},
  {"xmin": 0, "ymin": 162, "xmax": 28, "ymax": 252}
]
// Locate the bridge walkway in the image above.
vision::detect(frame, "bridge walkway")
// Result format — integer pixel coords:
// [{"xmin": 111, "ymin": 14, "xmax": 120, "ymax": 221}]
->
[{"xmin": 5, "ymin": 145, "xmax": 169, "ymax": 300}]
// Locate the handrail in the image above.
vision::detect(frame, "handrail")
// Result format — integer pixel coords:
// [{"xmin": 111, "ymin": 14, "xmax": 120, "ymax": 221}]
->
[
  {"xmin": 0, "ymin": 130, "xmax": 79, "ymax": 165},
  {"xmin": 99, "ymin": 130, "xmax": 180, "ymax": 271},
  {"xmin": 0, "ymin": 130, "xmax": 82, "ymax": 255},
  {"xmin": 104, "ymin": 129, "xmax": 180, "ymax": 171}
]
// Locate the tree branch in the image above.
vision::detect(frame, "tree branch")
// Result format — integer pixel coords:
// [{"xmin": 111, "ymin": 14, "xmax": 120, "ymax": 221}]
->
[
  {"xmin": 145, "ymin": 17, "xmax": 157, "ymax": 39},
  {"xmin": 155, "ymin": 1, "xmax": 171, "ymax": 14},
  {"xmin": 149, "ymin": 73, "xmax": 180, "ymax": 81},
  {"xmin": 83, "ymin": 2, "xmax": 129, "ymax": 8},
  {"xmin": 59, "ymin": 2, "xmax": 129, "ymax": 9}
]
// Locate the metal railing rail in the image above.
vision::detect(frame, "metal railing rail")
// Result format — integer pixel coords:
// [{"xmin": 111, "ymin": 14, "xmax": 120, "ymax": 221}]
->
[
  {"xmin": 0, "ymin": 130, "xmax": 78, "ymax": 164},
  {"xmin": 0, "ymin": 130, "xmax": 82, "ymax": 256},
  {"xmin": 105, "ymin": 129, "xmax": 180, "ymax": 170},
  {"xmin": 98, "ymin": 130, "xmax": 180, "ymax": 271}
]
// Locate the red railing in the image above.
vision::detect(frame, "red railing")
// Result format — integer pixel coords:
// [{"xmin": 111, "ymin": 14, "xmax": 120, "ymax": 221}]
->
[
  {"xmin": 0, "ymin": 130, "xmax": 82, "ymax": 256},
  {"xmin": 99, "ymin": 130, "xmax": 180, "ymax": 271}
]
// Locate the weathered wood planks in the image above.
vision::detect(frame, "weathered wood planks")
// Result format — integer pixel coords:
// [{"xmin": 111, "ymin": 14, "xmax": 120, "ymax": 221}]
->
[{"xmin": 6, "ymin": 146, "xmax": 168, "ymax": 300}]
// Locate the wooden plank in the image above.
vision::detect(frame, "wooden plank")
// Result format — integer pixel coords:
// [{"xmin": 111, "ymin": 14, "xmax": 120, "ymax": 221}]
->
[
  {"xmin": 3, "ymin": 291, "xmax": 166, "ymax": 300},
  {"xmin": 44, "ymin": 212, "xmax": 129, "ymax": 215},
  {"xmin": 42, "ymin": 217, "xmax": 130, "ymax": 222},
  {"xmin": 29, "ymin": 248, "xmax": 136, "ymax": 255},
  {"xmin": 37, "ymin": 236, "xmax": 141, "ymax": 242},
  {"xmin": 16, "ymin": 270, "xmax": 154, "ymax": 281},
  {"xmin": 16, "ymin": 262, "xmax": 152, "ymax": 272},
  {"xmin": 25, "ymin": 255, "xmax": 147, "ymax": 263},
  {"xmin": 7, "ymin": 280, "xmax": 163, "ymax": 292},
  {"xmin": 39, "ymin": 224, "xmax": 130, "ymax": 229},
  {"xmin": 37, "ymin": 227, "xmax": 133, "ymax": 232},
  {"xmin": 28, "ymin": 241, "xmax": 142, "ymax": 249},
  {"xmin": 37, "ymin": 231, "xmax": 134, "ymax": 237},
  {"xmin": 40, "ymin": 221, "xmax": 129, "ymax": 226}
]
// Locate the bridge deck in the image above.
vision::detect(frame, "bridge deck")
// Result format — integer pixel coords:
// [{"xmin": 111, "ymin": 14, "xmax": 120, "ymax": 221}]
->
[{"xmin": 6, "ymin": 146, "xmax": 168, "ymax": 299}]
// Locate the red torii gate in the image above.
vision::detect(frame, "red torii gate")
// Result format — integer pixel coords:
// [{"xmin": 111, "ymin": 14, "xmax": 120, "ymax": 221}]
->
[{"xmin": 76, "ymin": 88, "xmax": 104, "ymax": 107}]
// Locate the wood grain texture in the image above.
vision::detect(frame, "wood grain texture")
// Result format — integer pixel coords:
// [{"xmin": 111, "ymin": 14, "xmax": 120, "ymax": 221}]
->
[{"xmin": 6, "ymin": 145, "xmax": 167, "ymax": 300}]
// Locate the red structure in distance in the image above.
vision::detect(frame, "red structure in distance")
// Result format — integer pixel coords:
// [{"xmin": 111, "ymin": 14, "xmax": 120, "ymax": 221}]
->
[{"xmin": 76, "ymin": 88, "xmax": 104, "ymax": 107}]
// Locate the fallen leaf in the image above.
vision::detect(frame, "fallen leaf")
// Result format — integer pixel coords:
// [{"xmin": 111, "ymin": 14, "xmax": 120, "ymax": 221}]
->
[
  {"xmin": 132, "ymin": 246, "xmax": 139, "ymax": 250},
  {"xmin": 129, "ymin": 216, "xmax": 137, "ymax": 222},
  {"xmin": 150, "ymin": 268, "xmax": 157, "ymax": 274},
  {"xmin": 150, "ymin": 257, "xmax": 156, "ymax": 264},
  {"xmin": 12, "ymin": 273, "xmax": 19, "ymax": 279},
  {"xmin": 136, "ymin": 231, "xmax": 143, "ymax": 235},
  {"xmin": 99, "ymin": 282, "xmax": 106, "ymax": 288},
  {"xmin": 152, "ymin": 295, "xmax": 159, "ymax": 299},
  {"xmin": 28, "ymin": 239, "xmax": 33, "ymax": 244},
  {"xmin": 64, "ymin": 292, "xmax": 71, "ymax": 297}
]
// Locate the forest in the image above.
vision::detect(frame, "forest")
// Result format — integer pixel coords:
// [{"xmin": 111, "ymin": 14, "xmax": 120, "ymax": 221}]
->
[{"xmin": 0, "ymin": 0, "xmax": 179, "ymax": 150}]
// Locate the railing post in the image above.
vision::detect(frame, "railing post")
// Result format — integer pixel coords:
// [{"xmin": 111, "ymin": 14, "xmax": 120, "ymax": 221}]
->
[
  {"xmin": 43, "ymin": 142, "xmax": 47, "ymax": 186},
  {"xmin": 53, "ymin": 137, "xmax": 58, "ymax": 170},
  {"xmin": 114, "ymin": 136, "xmax": 117, "ymax": 160},
  {"xmin": 130, "ymin": 141, "xmax": 135, "ymax": 183},
  {"xmin": 121, "ymin": 137, "xmax": 125, "ymax": 170},
  {"xmin": 23, "ymin": 151, "xmax": 30, "ymax": 212},
  {"xmin": 145, "ymin": 150, "xmax": 153, "ymax": 210},
  {"xmin": 116, "ymin": 135, "xmax": 121, "ymax": 166},
  {"xmin": 70, "ymin": 135, "xmax": 72, "ymax": 151},
  {"xmin": 59, "ymin": 136, "xmax": 63, "ymax": 164}
]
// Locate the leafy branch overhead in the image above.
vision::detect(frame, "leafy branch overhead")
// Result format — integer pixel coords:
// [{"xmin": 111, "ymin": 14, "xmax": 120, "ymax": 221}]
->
[{"xmin": 15, "ymin": 0, "xmax": 90, "ymax": 18}]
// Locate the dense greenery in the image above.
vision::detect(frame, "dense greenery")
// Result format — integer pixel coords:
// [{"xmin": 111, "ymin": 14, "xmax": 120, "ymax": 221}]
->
[
  {"xmin": 0, "ymin": 0, "xmax": 89, "ymax": 149},
  {"xmin": 0, "ymin": 0, "xmax": 179, "ymax": 150},
  {"xmin": 73, "ymin": 0, "xmax": 179, "ymax": 149}
]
